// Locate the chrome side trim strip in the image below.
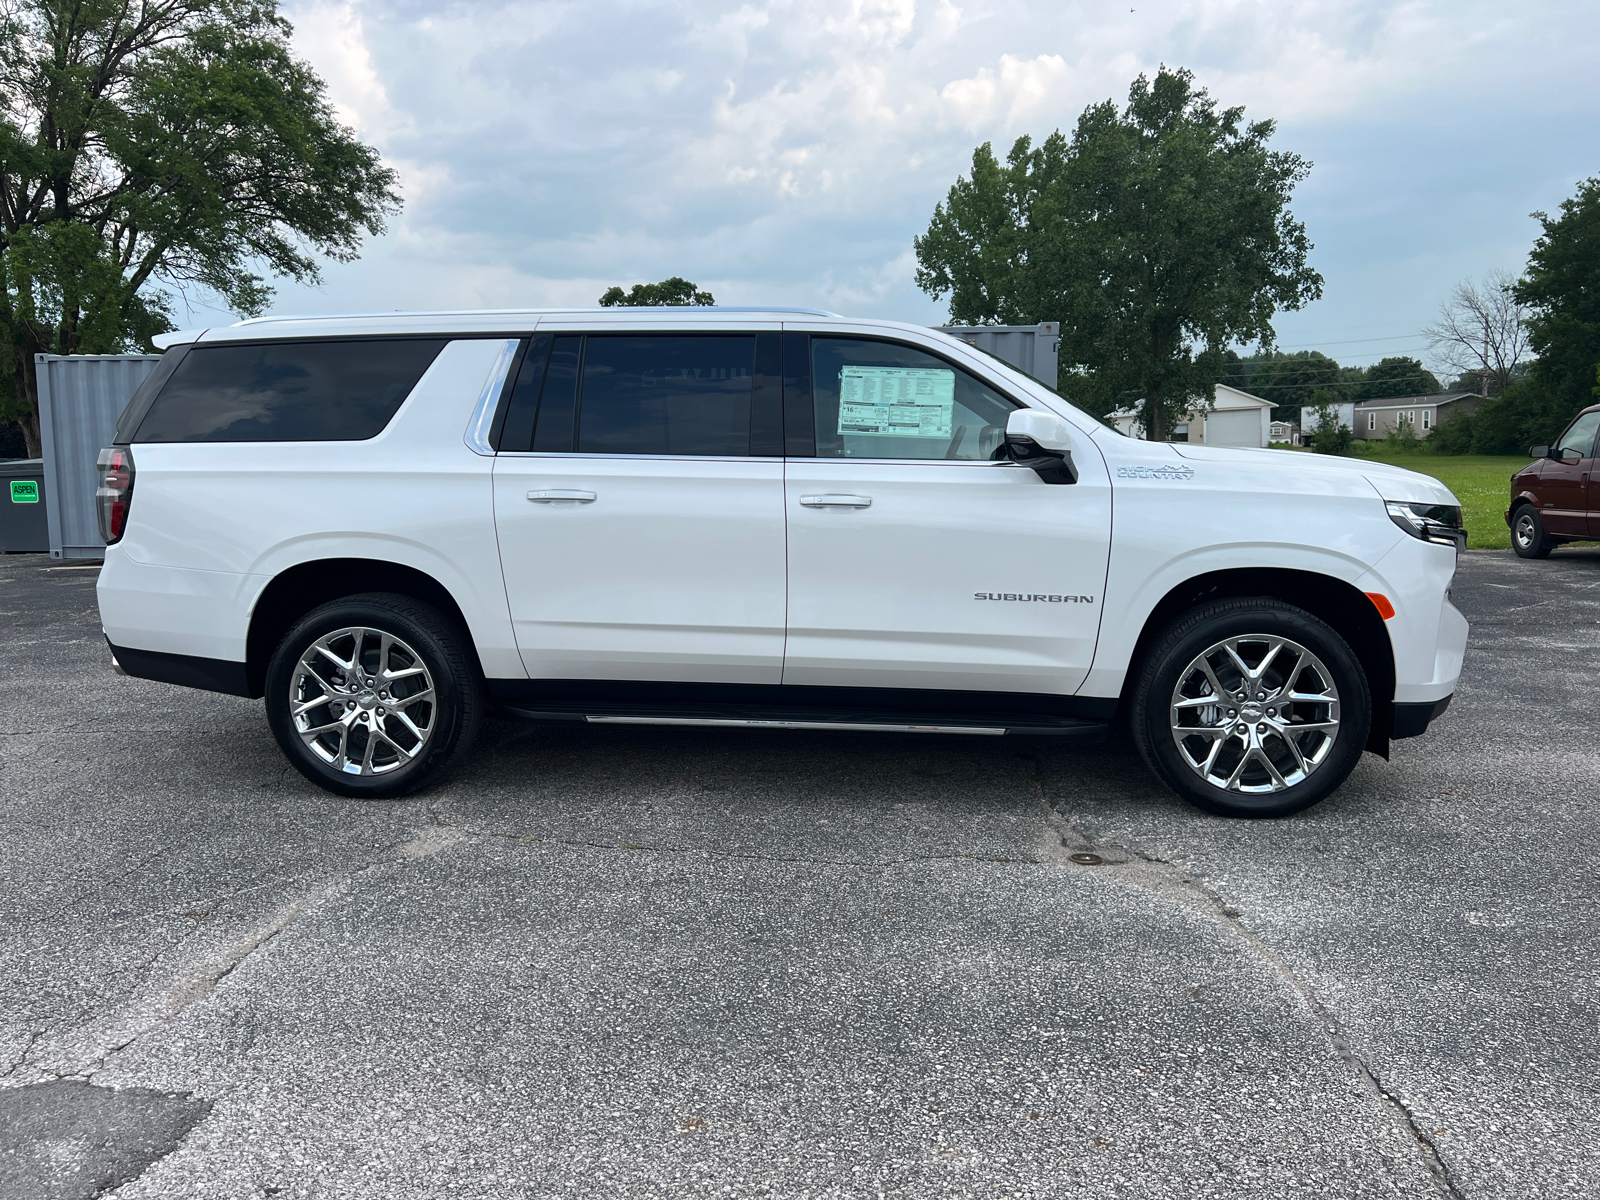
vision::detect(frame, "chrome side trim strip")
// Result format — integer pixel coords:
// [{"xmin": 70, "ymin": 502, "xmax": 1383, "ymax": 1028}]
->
[
  {"xmin": 463, "ymin": 338, "xmax": 522, "ymax": 456},
  {"xmin": 584, "ymin": 716, "xmax": 1005, "ymax": 735}
]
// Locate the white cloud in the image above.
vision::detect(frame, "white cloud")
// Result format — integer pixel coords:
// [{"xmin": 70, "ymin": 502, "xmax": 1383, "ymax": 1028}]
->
[
  {"xmin": 205, "ymin": 0, "xmax": 1600, "ymax": 349},
  {"xmin": 940, "ymin": 53, "xmax": 1072, "ymax": 132},
  {"xmin": 283, "ymin": 0, "xmax": 397, "ymax": 137}
]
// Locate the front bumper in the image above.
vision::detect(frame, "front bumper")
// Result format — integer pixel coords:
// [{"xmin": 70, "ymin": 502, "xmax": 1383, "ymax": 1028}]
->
[{"xmin": 1392, "ymin": 694, "xmax": 1452, "ymax": 739}]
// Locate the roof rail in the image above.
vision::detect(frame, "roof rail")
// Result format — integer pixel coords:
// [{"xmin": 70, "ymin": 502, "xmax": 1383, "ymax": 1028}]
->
[{"xmin": 230, "ymin": 305, "xmax": 842, "ymax": 325}]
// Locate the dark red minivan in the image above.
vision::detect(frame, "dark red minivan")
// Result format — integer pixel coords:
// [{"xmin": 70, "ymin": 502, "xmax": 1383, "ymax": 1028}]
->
[{"xmin": 1508, "ymin": 404, "xmax": 1600, "ymax": 558}]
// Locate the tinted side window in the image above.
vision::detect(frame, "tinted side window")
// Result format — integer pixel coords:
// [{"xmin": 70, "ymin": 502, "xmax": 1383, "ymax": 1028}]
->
[
  {"xmin": 810, "ymin": 338, "xmax": 1018, "ymax": 460},
  {"xmin": 534, "ymin": 337, "xmax": 582, "ymax": 452},
  {"xmin": 577, "ymin": 336, "xmax": 753, "ymax": 456},
  {"xmin": 133, "ymin": 339, "xmax": 447, "ymax": 443},
  {"xmin": 1556, "ymin": 411, "xmax": 1600, "ymax": 459}
]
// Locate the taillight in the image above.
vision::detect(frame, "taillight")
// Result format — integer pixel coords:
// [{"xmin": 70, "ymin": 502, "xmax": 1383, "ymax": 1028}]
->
[{"xmin": 96, "ymin": 446, "xmax": 135, "ymax": 545}]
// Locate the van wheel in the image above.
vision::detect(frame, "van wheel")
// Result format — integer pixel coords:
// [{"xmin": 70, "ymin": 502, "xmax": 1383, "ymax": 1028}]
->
[
  {"xmin": 1511, "ymin": 505, "xmax": 1553, "ymax": 559},
  {"xmin": 1129, "ymin": 598, "xmax": 1370, "ymax": 818},
  {"xmin": 265, "ymin": 593, "xmax": 483, "ymax": 798}
]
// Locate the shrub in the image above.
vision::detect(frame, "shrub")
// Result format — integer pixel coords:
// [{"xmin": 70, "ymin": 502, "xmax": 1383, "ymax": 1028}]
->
[
  {"xmin": 1383, "ymin": 417, "xmax": 1421, "ymax": 453},
  {"xmin": 1428, "ymin": 410, "xmax": 1476, "ymax": 455},
  {"xmin": 1310, "ymin": 422, "xmax": 1354, "ymax": 455}
]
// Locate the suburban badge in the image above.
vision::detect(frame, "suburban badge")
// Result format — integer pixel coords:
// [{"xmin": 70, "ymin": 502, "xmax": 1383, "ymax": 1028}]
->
[{"xmin": 975, "ymin": 593, "xmax": 1096, "ymax": 603}]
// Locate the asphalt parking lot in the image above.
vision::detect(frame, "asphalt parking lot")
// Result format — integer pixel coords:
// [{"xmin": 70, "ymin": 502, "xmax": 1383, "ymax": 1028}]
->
[{"xmin": 1, "ymin": 549, "xmax": 1596, "ymax": 1200}]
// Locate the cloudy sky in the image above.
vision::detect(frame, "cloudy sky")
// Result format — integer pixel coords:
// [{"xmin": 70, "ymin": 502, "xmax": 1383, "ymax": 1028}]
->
[{"xmin": 187, "ymin": 0, "xmax": 1600, "ymax": 375}]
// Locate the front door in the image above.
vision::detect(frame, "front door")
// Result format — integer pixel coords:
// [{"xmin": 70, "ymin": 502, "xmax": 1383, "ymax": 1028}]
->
[
  {"xmin": 781, "ymin": 335, "xmax": 1111, "ymax": 695},
  {"xmin": 493, "ymin": 332, "xmax": 787, "ymax": 684},
  {"xmin": 1540, "ymin": 410, "xmax": 1600, "ymax": 538}
]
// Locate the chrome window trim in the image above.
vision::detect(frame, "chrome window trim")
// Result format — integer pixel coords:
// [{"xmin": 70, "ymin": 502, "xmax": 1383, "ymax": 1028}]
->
[
  {"xmin": 792, "ymin": 456, "xmax": 1016, "ymax": 468},
  {"xmin": 495, "ymin": 451, "xmax": 772, "ymax": 464},
  {"xmin": 464, "ymin": 338, "xmax": 522, "ymax": 456},
  {"xmin": 493, "ymin": 451, "xmax": 1017, "ymax": 466}
]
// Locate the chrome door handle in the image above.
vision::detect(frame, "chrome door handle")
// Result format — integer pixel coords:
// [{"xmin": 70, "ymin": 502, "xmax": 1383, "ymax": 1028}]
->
[
  {"xmin": 799, "ymin": 494, "xmax": 872, "ymax": 509},
  {"xmin": 527, "ymin": 489, "xmax": 596, "ymax": 503}
]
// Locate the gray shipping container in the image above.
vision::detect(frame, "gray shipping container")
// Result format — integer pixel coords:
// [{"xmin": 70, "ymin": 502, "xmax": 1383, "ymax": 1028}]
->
[
  {"xmin": 36, "ymin": 353, "xmax": 162, "ymax": 560},
  {"xmin": 934, "ymin": 323, "xmax": 1059, "ymax": 389}
]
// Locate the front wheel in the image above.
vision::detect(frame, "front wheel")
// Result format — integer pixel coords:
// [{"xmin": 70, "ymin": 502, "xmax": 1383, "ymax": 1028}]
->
[
  {"xmin": 1511, "ymin": 505, "xmax": 1553, "ymax": 559},
  {"xmin": 1129, "ymin": 598, "xmax": 1371, "ymax": 818},
  {"xmin": 265, "ymin": 593, "xmax": 483, "ymax": 798}
]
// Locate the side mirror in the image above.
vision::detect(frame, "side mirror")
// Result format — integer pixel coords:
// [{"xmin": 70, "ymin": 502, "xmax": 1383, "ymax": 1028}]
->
[
  {"xmin": 1004, "ymin": 409, "xmax": 1078, "ymax": 484},
  {"xmin": 1528, "ymin": 445, "xmax": 1548, "ymax": 459}
]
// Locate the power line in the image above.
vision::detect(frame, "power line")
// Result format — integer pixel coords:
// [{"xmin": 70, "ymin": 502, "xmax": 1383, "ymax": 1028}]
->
[{"xmin": 1274, "ymin": 333, "xmax": 1429, "ymax": 349}]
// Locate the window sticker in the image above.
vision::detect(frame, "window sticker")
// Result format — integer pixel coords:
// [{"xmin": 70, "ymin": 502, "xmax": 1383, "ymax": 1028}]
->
[
  {"xmin": 9, "ymin": 480, "xmax": 38, "ymax": 503},
  {"xmin": 837, "ymin": 366, "xmax": 955, "ymax": 438}
]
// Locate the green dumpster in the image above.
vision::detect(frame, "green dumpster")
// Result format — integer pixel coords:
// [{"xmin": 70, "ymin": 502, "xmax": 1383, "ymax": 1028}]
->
[{"xmin": 0, "ymin": 459, "xmax": 49, "ymax": 552}]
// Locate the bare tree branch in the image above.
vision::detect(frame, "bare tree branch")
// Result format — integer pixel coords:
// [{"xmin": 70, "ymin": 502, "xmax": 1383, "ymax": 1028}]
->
[{"xmin": 1423, "ymin": 268, "xmax": 1530, "ymax": 396}]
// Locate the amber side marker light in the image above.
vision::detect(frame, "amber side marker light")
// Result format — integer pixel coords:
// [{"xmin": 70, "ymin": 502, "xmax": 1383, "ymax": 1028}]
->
[{"xmin": 1365, "ymin": 592, "xmax": 1396, "ymax": 620}]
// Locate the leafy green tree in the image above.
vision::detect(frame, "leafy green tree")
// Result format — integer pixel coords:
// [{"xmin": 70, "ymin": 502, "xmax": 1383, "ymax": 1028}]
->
[
  {"xmin": 0, "ymin": 412, "xmax": 23, "ymax": 457},
  {"xmin": 1465, "ymin": 376, "xmax": 1575, "ymax": 455},
  {"xmin": 1514, "ymin": 177, "xmax": 1600, "ymax": 416},
  {"xmin": 1234, "ymin": 350, "xmax": 1341, "ymax": 419},
  {"xmin": 598, "ymin": 277, "xmax": 715, "ymax": 307},
  {"xmin": 1304, "ymin": 388, "xmax": 1352, "ymax": 455},
  {"xmin": 914, "ymin": 66, "xmax": 1322, "ymax": 441},
  {"xmin": 0, "ymin": 0, "xmax": 400, "ymax": 458},
  {"xmin": 1355, "ymin": 357, "xmax": 1441, "ymax": 400}
]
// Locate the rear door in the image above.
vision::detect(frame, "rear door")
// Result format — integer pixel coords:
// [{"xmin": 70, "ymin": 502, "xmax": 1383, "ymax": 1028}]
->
[
  {"xmin": 1539, "ymin": 410, "xmax": 1600, "ymax": 537},
  {"xmin": 492, "ymin": 331, "xmax": 787, "ymax": 684},
  {"xmin": 781, "ymin": 333, "xmax": 1112, "ymax": 695}
]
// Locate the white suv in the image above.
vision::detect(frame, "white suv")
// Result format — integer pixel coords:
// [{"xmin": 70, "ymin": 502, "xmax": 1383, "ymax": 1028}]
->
[{"xmin": 95, "ymin": 308, "xmax": 1467, "ymax": 817}]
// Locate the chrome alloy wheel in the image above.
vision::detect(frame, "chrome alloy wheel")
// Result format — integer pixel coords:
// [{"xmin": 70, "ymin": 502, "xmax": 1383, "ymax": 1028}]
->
[
  {"xmin": 1513, "ymin": 509, "xmax": 1539, "ymax": 552},
  {"xmin": 1169, "ymin": 634, "xmax": 1341, "ymax": 795},
  {"xmin": 289, "ymin": 626, "xmax": 436, "ymax": 776}
]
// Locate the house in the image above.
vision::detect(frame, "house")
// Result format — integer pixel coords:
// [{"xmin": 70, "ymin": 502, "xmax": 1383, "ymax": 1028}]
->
[
  {"xmin": 1301, "ymin": 401, "xmax": 1355, "ymax": 438},
  {"xmin": 1352, "ymin": 393, "xmax": 1480, "ymax": 439},
  {"xmin": 1269, "ymin": 419, "xmax": 1300, "ymax": 445},
  {"xmin": 1108, "ymin": 384, "xmax": 1274, "ymax": 447}
]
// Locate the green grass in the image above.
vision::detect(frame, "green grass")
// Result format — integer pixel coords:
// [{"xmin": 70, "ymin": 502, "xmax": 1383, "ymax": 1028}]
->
[{"xmin": 1344, "ymin": 452, "xmax": 1530, "ymax": 550}]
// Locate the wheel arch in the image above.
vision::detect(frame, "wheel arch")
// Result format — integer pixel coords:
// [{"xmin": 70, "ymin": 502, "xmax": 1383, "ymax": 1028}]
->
[
  {"xmin": 245, "ymin": 558, "xmax": 480, "ymax": 699},
  {"xmin": 1121, "ymin": 567, "xmax": 1396, "ymax": 759}
]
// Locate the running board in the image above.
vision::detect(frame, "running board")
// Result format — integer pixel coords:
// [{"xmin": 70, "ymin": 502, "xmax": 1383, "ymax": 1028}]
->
[
  {"xmin": 497, "ymin": 702, "xmax": 1107, "ymax": 741},
  {"xmin": 586, "ymin": 715, "xmax": 1005, "ymax": 735}
]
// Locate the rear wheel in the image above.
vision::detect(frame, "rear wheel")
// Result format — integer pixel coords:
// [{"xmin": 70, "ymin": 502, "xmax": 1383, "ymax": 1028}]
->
[
  {"xmin": 1511, "ymin": 504, "xmax": 1553, "ymax": 559},
  {"xmin": 1130, "ymin": 598, "xmax": 1371, "ymax": 818},
  {"xmin": 265, "ymin": 593, "xmax": 483, "ymax": 798}
]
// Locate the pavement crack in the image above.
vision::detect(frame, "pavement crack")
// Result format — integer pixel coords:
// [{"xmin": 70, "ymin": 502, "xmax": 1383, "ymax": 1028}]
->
[
  {"xmin": 1031, "ymin": 754, "xmax": 1466, "ymax": 1200},
  {"xmin": 80, "ymin": 889, "xmax": 327, "ymax": 1080},
  {"xmin": 2, "ymin": 1029, "xmax": 43, "ymax": 1079}
]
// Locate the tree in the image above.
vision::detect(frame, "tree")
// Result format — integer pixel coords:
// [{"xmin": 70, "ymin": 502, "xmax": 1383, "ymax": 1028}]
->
[
  {"xmin": 915, "ymin": 66, "xmax": 1322, "ymax": 441},
  {"xmin": 1355, "ymin": 357, "xmax": 1440, "ymax": 400},
  {"xmin": 1303, "ymin": 388, "xmax": 1351, "ymax": 455},
  {"xmin": 1514, "ymin": 177, "xmax": 1600, "ymax": 416},
  {"xmin": 0, "ymin": 0, "xmax": 398, "ymax": 458},
  {"xmin": 598, "ymin": 277, "xmax": 714, "ymax": 307},
  {"xmin": 1423, "ymin": 269, "xmax": 1529, "ymax": 397},
  {"xmin": 1231, "ymin": 350, "xmax": 1340, "ymax": 420}
]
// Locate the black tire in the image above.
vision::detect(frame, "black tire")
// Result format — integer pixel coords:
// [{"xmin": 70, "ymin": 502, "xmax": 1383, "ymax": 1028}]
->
[
  {"xmin": 1510, "ymin": 504, "xmax": 1553, "ymax": 559},
  {"xmin": 265, "ymin": 592, "xmax": 483, "ymax": 798},
  {"xmin": 1129, "ymin": 598, "xmax": 1371, "ymax": 818}
]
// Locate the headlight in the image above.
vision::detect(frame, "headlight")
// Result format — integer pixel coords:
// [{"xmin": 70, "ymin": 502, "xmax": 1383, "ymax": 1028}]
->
[{"xmin": 1386, "ymin": 500, "xmax": 1465, "ymax": 553}]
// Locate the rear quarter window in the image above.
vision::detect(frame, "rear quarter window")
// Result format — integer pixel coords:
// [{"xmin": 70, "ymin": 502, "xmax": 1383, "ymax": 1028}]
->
[{"xmin": 132, "ymin": 338, "xmax": 448, "ymax": 443}]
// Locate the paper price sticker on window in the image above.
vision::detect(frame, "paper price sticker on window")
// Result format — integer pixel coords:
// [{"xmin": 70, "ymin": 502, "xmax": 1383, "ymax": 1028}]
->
[{"xmin": 837, "ymin": 366, "xmax": 955, "ymax": 439}]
